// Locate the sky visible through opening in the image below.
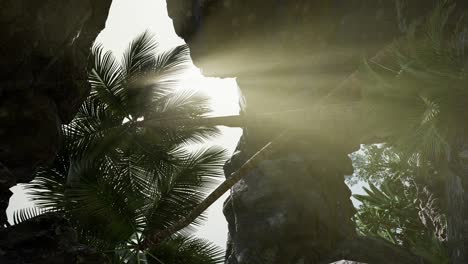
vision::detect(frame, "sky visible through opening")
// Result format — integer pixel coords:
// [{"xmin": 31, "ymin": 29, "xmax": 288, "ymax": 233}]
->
[
  {"xmin": 7, "ymin": 0, "xmax": 368, "ymax": 251},
  {"xmin": 96, "ymin": 0, "xmax": 243, "ymax": 248}
]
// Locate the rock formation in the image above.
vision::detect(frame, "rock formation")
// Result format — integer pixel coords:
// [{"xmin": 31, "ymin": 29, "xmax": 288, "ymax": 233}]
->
[
  {"xmin": 0, "ymin": 0, "xmax": 112, "ymax": 225},
  {"xmin": 166, "ymin": 1, "xmax": 467, "ymax": 263},
  {"xmin": 0, "ymin": 0, "xmax": 112, "ymax": 261},
  {"xmin": 0, "ymin": 213, "xmax": 109, "ymax": 263}
]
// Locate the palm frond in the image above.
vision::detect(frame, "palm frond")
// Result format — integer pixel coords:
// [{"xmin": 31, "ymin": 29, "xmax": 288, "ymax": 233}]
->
[
  {"xmin": 25, "ymin": 143, "xmax": 71, "ymax": 210},
  {"xmin": 143, "ymin": 89, "xmax": 220, "ymax": 145},
  {"xmin": 122, "ymin": 31, "xmax": 158, "ymax": 76},
  {"xmin": 89, "ymin": 44, "xmax": 127, "ymax": 116},
  {"xmin": 144, "ymin": 146, "xmax": 227, "ymax": 233},
  {"xmin": 65, "ymin": 97, "xmax": 131, "ymax": 160},
  {"xmin": 27, "ymin": 168, "xmax": 67, "ymax": 210},
  {"xmin": 146, "ymin": 235, "xmax": 224, "ymax": 264},
  {"xmin": 361, "ymin": 1, "xmax": 468, "ymax": 167},
  {"xmin": 12, "ymin": 207, "xmax": 46, "ymax": 225},
  {"xmin": 65, "ymin": 159, "xmax": 142, "ymax": 245},
  {"xmin": 152, "ymin": 44, "xmax": 191, "ymax": 78},
  {"xmin": 152, "ymin": 89, "xmax": 212, "ymax": 118}
]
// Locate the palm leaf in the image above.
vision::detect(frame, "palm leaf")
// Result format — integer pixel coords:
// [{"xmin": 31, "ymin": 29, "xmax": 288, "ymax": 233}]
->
[
  {"xmin": 12, "ymin": 207, "xmax": 46, "ymax": 225},
  {"xmin": 89, "ymin": 44, "xmax": 127, "ymax": 116},
  {"xmin": 146, "ymin": 235, "xmax": 224, "ymax": 264},
  {"xmin": 26, "ymin": 140, "xmax": 71, "ymax": 210},
  {"xmin": 65, "ymin": 159, "xmax": 142, "ymax": 246},
  {"xmin": 152, "ymin": 44, "xmax": 191, "ymax": 78},
  {"xmin": 122, "ymin": 31, "xmax": 158, "ymax": 77},
  {"xmin": 143, "ymin": 147, "xmax": 227, "ymax": 234},
  {"xmin": 65, "ymin": 98, "xmax": 130, "ymax": 160}
]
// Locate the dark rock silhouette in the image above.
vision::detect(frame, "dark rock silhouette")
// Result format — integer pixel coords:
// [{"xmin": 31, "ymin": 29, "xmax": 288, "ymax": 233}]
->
[
  {"xmin": 0, "ymin": 0, "xmax": 112, "ymax": 261},
  {"xmin": 0, "ymin": 0, "xmax": 111, "ymax": 224},
  {"xmin": 0, "ymin": 213, "xmax": 109, "ymax": 263}
]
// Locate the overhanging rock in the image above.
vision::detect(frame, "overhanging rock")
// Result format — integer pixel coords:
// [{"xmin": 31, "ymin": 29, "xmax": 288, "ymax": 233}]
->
[{"xmin": 166, "ymin": 1, "xmax": 447, "ymax": 263}]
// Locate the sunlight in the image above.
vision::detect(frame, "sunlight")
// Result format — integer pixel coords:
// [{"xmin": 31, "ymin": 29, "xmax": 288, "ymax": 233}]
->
[
  {"xmin": 96, "ymin": 0, "xmax": 241, "ymax": 119},
  {"xmin": 179, "ymin": 68, "xmax": 241, "ymax": 117}
]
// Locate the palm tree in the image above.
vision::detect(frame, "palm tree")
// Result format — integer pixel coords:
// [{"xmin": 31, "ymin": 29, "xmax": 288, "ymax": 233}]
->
[{"xmin": 20, "ymin": 32, "xmax": 226, "ymax": 263}]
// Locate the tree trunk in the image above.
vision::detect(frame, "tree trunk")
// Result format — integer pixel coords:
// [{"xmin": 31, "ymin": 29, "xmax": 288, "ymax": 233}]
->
[{"xmin": 141, "ymin": 130, "xmax": 288, "ymax": 249}]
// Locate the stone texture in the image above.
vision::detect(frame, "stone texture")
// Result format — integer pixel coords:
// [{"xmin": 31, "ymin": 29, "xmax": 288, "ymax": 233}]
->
[
  {"xmin": 223, "ymin": 146, "xmax": 357, "ymax": 263},
  {"xmin": 0, "ymin": 0, "xmax": 112, "ymax": 226},
  {"xmin": 0, "ymin": 0, "xmax": 112, "ymax": 261},
  {"xmin": 167, "ymin": 0, "xmax": 434, "ymax": 113},
  {"xmin": 165, "ymin": 1, "xmax": 460, "ymax": 263},
  {"xmin": 322, "ymin": 237, "xmax": 425, "ymax": 264},
  {"xmin": 0, "ymin": 213, "xmax": 109, "ymax": 264}
]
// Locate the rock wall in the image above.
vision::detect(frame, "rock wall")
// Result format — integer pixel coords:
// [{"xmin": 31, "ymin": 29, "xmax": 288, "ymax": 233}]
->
[
  {"xmin": 0, "ymin": 0, "xmax": 112, "ymax": 225},
  {"xmin": 223, "ymin": 137, "xmax": 357, "ymax": 263},
  {"xmin": 0, "ymin": 0, "xmax": 112, "ymax": 261},
  {"xmin": 0, "ymin": 213, "xmax": 109, "ymax": 263},
  {"xmin": 166, "ymin": 1, "xmax": 451, "ymax": 263}
]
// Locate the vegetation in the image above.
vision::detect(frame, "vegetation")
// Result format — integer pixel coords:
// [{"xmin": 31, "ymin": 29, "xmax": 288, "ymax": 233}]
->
[
  {"xmin": 18, "ymin": 32, "xmax": 226, "ymax": 263},
  {"xmin": 350, "ymin": 145, "xmax": 448, "ymax": 263},
  {"xmin": 361, "ymin": 1, "xmax": 468, "ymax": 165},
  {"xmin": 10, "ymin": 1, "xmax": 468, "ymax": 263},
  {"xmin": 350, "ymin": 1, "xmax": 468, "ymax": 262}
]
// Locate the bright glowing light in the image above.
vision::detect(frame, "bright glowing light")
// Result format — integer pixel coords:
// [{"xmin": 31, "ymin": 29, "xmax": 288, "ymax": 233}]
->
[
  {"xmin": 96, "ymin": 0, "xmax": 241, "ymax": 118},
  {"xmin": 179, "ymin": 68, "xmax": 241, "ymax": 117}
]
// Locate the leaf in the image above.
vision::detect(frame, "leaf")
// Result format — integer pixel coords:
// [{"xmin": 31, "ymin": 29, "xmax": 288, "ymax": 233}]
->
[
  {"xmin": 13, "ymin": 207, "xmax": 46, "ymax": 225},
  {"xmin": 146, "ymin": 235, "xmax": 224, "ymax": 264},
  {"xmin": 89, "ymin": 44, "xmax": 126, "ymax": 116},
  {"xmin": 122, "ymin": 31, "xmax": 158, "ymax": 77},
  {"xmin": 144, "ymin": 147, "xmax": 227, "ymax": 234}
]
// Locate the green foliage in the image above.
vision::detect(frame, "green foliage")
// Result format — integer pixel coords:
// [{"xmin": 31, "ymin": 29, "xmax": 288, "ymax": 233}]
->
[
  {"xmin": 354, "ymin": 179, "xmax": 425, "ymax": 245},
  {"xmin": 145, "ymin": 235, "xmax": 224, "ymax": 264},
  {"xmin": 21, "ymin": 32, "xmax": 225, "ymax": 263},
  {"xmin": 352, "ymin": 4, "xmax": 468, "ymax": 260},
  {"xmin": 354, "ymin": 176, "xmax": 449, "ymax": 263},
  {"xmin": 348, "ymin": 144, "xmax": 414, "ymax": 186},
  {"xmin": 361, "ymin": 0, "xmax": 468, "ymax": 166},
  {"xmin": 351, "ymin": 146, "xmax": 449, "ymax": 263}
]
